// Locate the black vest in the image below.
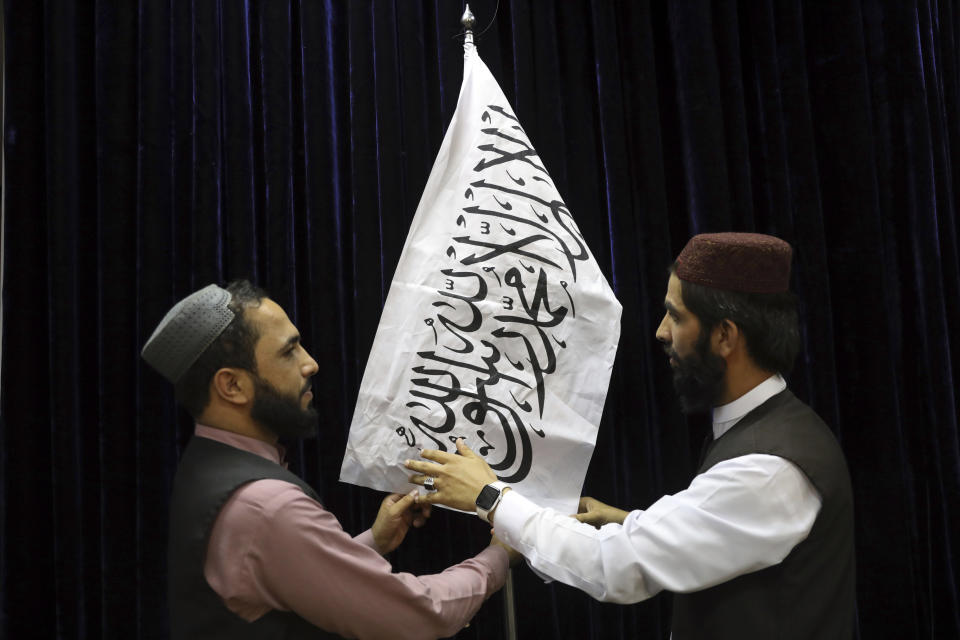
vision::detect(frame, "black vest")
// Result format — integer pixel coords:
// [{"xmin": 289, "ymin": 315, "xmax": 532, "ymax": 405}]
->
[
  {"xmin": 168, "ymin": 436, "xmax": 341, "ymax": 639},
  {"xmin": 671, "ymin": 390, "xmax": 855, "ymax": 639}
]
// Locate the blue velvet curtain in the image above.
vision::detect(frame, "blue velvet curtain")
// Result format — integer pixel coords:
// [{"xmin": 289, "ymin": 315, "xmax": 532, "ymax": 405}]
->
[{"xmin": 2, "ymin": 0, "xmax": 958, "ymax": 638}]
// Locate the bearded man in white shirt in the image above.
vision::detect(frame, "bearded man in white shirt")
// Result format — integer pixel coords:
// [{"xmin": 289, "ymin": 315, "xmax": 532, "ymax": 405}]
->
[{"xmin": 406, "ymin": 232, "xmax": 856, "ymax": 639}]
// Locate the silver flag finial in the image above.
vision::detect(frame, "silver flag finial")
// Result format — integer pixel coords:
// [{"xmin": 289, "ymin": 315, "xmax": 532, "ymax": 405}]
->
[
  {"xmin": 462, "ymin": 4, "xmax": 476, "ymax": 54},
  {"xmin": 461, "ymin": 4, "xmax": 476, "ymax": 31}
]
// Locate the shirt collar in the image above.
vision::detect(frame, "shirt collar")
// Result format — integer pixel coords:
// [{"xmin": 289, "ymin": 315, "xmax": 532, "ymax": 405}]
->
[
  {"xmin": 711, "ymin": 374, "xmax": 787, "ymax": 439},
  {"xmin": 194, "ymin": 423, "xmax": 286, "ymax": 466}
]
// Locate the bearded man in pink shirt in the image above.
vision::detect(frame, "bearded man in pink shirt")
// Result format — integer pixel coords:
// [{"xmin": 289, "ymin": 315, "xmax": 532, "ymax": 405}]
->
[{"xmin": 142, "ymin": 280, "xmax": 514, "ymax": 639}]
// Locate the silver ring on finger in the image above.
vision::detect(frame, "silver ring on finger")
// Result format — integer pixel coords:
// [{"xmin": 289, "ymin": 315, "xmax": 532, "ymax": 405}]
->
[{"xmin": 423, "ymin": 477, "xmax": 437, "ymax": 491}]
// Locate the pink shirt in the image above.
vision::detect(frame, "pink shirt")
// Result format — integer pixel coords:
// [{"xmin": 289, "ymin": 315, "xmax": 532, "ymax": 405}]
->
[{"xmin": 197, "ymin": 425, "xmax": 508, "ymax": 639}]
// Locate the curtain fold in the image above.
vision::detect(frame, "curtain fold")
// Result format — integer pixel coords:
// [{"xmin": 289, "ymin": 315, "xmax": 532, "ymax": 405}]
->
[{"xmin": 3, "ymin": 0, "xmax": 959, "ymax": 637}]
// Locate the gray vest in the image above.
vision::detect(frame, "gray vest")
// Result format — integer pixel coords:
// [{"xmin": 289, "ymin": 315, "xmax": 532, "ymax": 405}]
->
[
  {"xmin": 168, "ymin": 436, "xmax": 341, "ymax": 639},
  {"xmin": 671, "ymin": 390, "xmax": 855, "ymax": 639}
]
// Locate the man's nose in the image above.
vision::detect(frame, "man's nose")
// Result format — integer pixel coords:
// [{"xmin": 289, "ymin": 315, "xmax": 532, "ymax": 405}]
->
[
  {"xmin": 302, "ymin": 351, "xmax": 319, "ymax": 377},
  {"xmin": 655, "ymin": 314, "xmax": 669, "ymax": 343}
]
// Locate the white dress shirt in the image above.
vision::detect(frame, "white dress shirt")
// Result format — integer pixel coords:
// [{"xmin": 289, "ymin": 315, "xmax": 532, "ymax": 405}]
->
[{"xmin": 493, "ymin": 375, "xmax": 822, "ymax": 603}]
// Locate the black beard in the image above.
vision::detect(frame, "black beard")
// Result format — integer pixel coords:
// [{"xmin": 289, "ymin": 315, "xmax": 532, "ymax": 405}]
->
[
  {"xmin": 668, "ymin": 330, "xmax": 727, "ymax": 414},
  {"xmin": 249, "ymin": 374, "xmax": 318, "ymax": 440}
]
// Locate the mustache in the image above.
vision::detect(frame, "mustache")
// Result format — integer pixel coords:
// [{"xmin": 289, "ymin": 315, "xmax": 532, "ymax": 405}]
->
[{"xmin": 301, "ymin": 382, "xmax": 312, "ymax": 397}]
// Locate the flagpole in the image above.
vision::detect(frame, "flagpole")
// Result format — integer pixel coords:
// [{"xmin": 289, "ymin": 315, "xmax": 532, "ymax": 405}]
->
[
  {"xmin": 457, "ymin": 6, "xmax": 517, "ymax": 633},
  {"xmin": 457, "ymin": 8, "xmax": 516, "ymax": 636},
  {"xmin": 461, "ymin": 4, "xmax": 476, "ymax": 54}
]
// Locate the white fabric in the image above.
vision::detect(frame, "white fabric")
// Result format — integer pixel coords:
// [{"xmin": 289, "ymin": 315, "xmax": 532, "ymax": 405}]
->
[
  {"xmin": 494, "ymin": 378, "xmax": 821, "ymax": 603},
  {"xmin": 340, "ymin": 48, "xmax": 621, "ymax": 514}
]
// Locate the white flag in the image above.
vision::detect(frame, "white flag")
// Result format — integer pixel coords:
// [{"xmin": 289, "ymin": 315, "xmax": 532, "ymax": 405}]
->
[{"xmin": 340, "ymin": 47, "xmax": 621, "ymax": 514}]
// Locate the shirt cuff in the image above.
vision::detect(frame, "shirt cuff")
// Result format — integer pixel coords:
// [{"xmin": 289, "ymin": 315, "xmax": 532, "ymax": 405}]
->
[
  {"xmin": 493, "ymin": 490, "xmax": 541, "ymax": 549},
  {"xmin": 353, "ymin": 529, "xmax": 380, "ymax": 553}
]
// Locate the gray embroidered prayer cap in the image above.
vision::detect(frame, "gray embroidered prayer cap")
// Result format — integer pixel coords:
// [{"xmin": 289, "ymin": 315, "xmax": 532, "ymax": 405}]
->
[{"xmin": 141, "ymin": 284, "xmax": 235, "ymax": 383}]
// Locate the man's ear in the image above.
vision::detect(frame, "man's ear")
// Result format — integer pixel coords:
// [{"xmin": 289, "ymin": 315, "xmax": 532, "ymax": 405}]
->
[
  {"xmin": 211, "ymin": 368, "xmax": 253, "ymax": 406},
  {"xmin": 713, "ymin": 319, "xmax": 741, "ymax": 358}
]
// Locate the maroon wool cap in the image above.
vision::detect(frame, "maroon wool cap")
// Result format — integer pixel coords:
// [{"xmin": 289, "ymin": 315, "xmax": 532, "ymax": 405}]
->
[{"xmin": 675, "ymin": 232, "xmax": 793, "ymax": 294}]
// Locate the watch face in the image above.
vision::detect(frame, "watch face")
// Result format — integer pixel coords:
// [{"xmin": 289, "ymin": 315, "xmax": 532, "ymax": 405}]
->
[{"xmin": 476, "ymin": 484, "xmax": 500, "ymax": 510}]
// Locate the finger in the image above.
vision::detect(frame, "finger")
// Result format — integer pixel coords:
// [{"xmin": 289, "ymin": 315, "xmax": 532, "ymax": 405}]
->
[
  {"xmin": 410, "ymin": 502, "xmax": 432, "ymax": 517},
  {"xmin": 418, "ymin": 449, "xmax": 459, "ymax": 464},
  {"xmin": 405, "ymin": 459, "xmax": 444, "ymax": 474},
  {"xmin": 574, "ymin": 513, "xmax": 604, "ymax": 529},
  {"xmin": 383, "ymin": 492, "xmax": 405, "ymax": 506},
  {"xmin": 409, "ymin": 503, "xmax": 431, "ymax": 525},
  {"xmin": 455, "ymin": 437, "xmax": 477, "ymax": 458},
  {"xmin": 408, "ymin": 473, "xmax": 428, "ymax": 486},
  {"xmin": 389, "ymin": 490, "xmax": 417, "ymax": 515},
  {"xmin": 577, "ymin": 496, "xmax": 593, "ymax": 513},
  {"xmin": 417, "ymin": 491, "xmax": 442, "ymax": 505}
]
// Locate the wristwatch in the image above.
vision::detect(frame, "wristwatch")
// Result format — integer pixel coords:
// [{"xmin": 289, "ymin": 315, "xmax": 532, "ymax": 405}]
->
[{"xmin": 475, "ymin": 481, "xmax": 509, "ymax": 523}]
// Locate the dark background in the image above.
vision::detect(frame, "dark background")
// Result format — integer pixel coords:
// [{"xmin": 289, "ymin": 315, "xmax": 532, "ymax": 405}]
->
[{"xmin": 2, "ymin": 0, "xmax": 958, "ymax": 638}]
